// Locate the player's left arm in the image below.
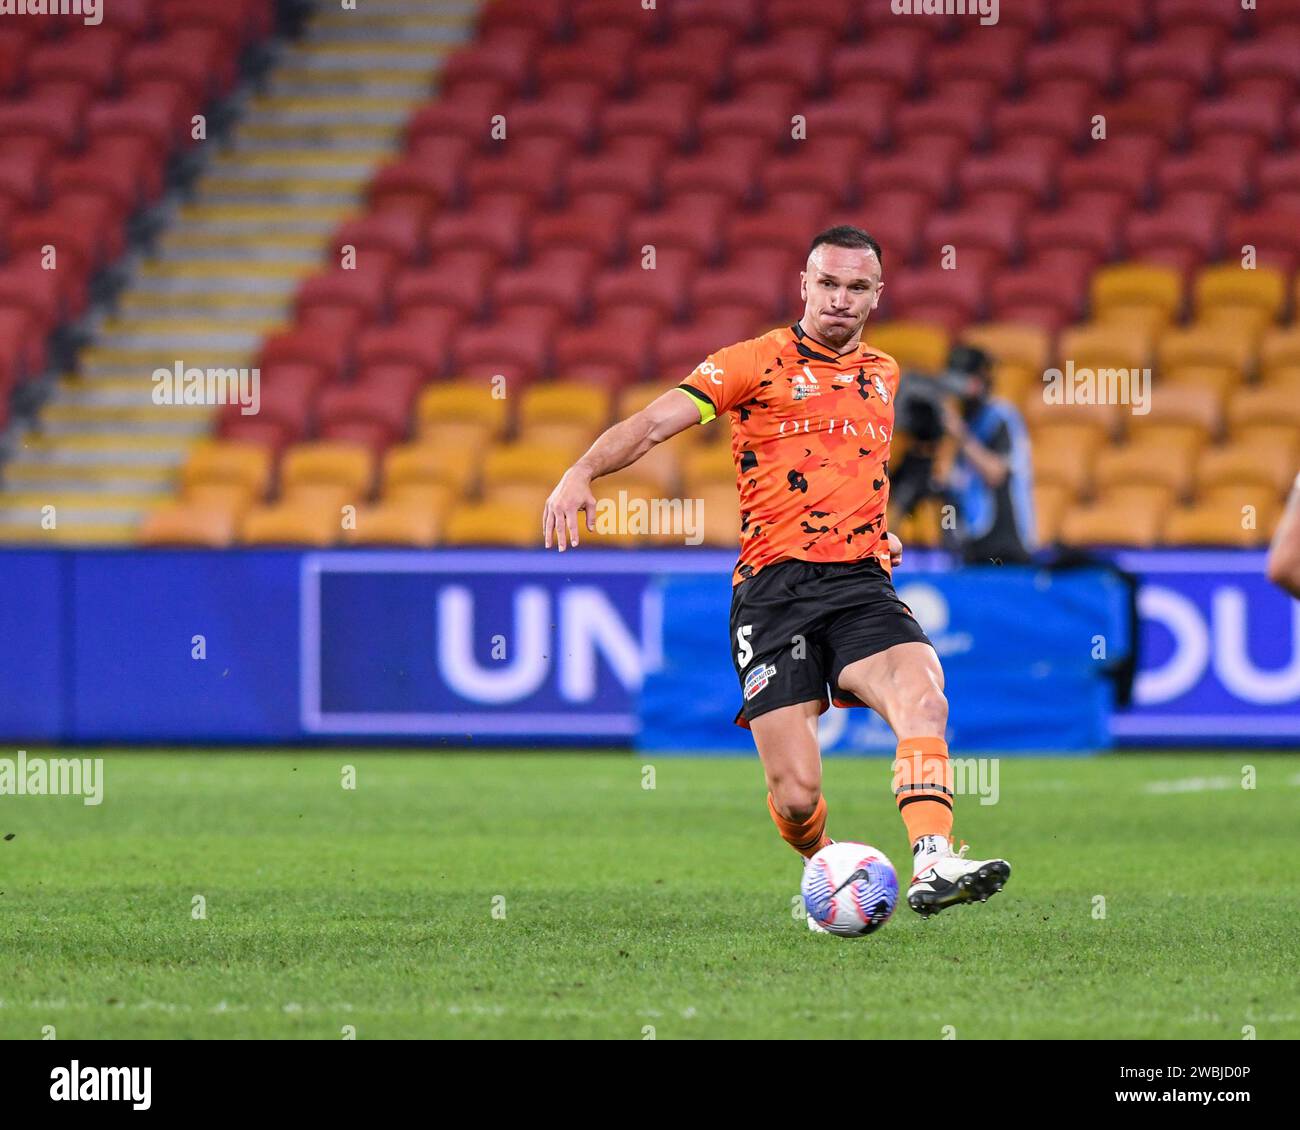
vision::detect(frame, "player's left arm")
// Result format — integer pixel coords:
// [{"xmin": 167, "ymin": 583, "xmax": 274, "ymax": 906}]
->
[
  {"xmin": 1266, "ymin": 471, "xmax": 1300, "ymax": 598},
  {"xmin": 887, "ymin": 531, "xmax": 903, "ymax": 568}
]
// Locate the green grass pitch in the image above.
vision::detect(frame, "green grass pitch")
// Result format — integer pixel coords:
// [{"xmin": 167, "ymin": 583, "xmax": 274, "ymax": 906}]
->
[{"xmin": 1, "ymin": 750, "xmax": 1297, "ymax": 1039}]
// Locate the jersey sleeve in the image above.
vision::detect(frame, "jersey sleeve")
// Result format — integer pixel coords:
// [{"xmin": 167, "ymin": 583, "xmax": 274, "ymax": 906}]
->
[{"xmin": 675, "ymin": 339, "xmax": 762, "ymax": 424}]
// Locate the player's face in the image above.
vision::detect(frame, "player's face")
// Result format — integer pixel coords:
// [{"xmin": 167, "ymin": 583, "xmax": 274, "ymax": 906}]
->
[{"xmin": 799, "ymin": 245, "xmax": 883, "ymax": 348}]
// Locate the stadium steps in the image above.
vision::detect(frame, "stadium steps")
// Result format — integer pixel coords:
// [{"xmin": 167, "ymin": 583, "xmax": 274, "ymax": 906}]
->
[{"xmin": 0, "ymin": 0, "xmax": 478, "ymax": 544}]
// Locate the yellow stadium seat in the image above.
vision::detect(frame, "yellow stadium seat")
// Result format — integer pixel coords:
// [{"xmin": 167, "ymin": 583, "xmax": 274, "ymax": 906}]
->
[
  {"xmin": 1194, "ymin": 264, "xmax": 1287, "ymax": 322},
  {"xmin": 1160, "ymin": 363, "xmax": 1241, "ymax": 397},
  {"xmin": 1021, "ymin": 382, "xmax": 1124, "ymax": 437},
  {"xmin": 694, "ymin": 481, "xmax": 741, "ymax": 547},
  {"xmin": 384, "ymin": 442, "xmax": 478, "ymax": 494},
  {"xmin": 1058, "ymin": 321, "xmax": 1154, "ymax": 370},
  {"xmin": 280, "ymin": 482, "xmax": 354, "ymax": 514},
  {"xmin": 1033, "ymin": 482, "xmax": 1072, "ymax": 545},
  {"xmin": 1059, "ymin": 485, "xmax": 1170, "ymax": 547},
  {"xmin": 241, "ymin": 504, "xmax": 340, "ymax": 547},
  {"xmin": 587, "ymin": 473, "xmax": 673, "ymax": 548},
  {"xmin": 1125, "ymin": 382, "xmax": 1223, "ymax": 439},
  {"xmin": 1260, "ymin": 366, "xmax": 1300, "ymax": 395},
  {"xmin": 618, "ymin": 381, "xmax": 668, "ymax": 416},
  {"xmin": 480, "ymin": 442, "xmax": 575, "ymax": 491},
  {"xmin": 867, "ymin": 322, "xmax": 950, "ymax": 373},
  {"xmin": 682, "ymin": 442, "xmax": 737, "ymax": 490},
  {"xmin": 1196, "ymin": 439, "xmax": 1299, "ymax": 498},
  {"xmin": 1232, "ymin": 422, "xmax": 1300, "ymax": 450},
  {"xmin": 988, "ymin": 362, "xmax": 1035, "ymax": 406},
  {"xmin": 1196, "ymin": 305, "xmax": 1274, "ymax": 339},
  {"xmin": 1091, "ymin": 264, "xmax": 1184, "ymax": 325},
  {"xmin": 513, "ymin": 419, "xmax": 598, "ymax": 458},
  {"xmin": 903, "ymin": 499, "xmax": 944, "ymax": 548},
  {"xmin": 1093, "ymin": 444, "xmax": 1195, "ymax": 500},
  {"xmin": 383, "ymin": 476, "xmax": 454, "ymax": 510},
  {"xmin": 415, "ymin": 379, "xmax": 509, "ymax": 436},
  {"xmin": 443, "ymin": 502, "xmax": 538, "ymax": 547},
  {"xmin": 1094, "ymin": 303, "xmax": 1175, "ymax": 336},
  {"xmin": 620, "ymin": 441, "xmax": 681, "ymax": 492},
  {"xmin": 482, "ymin": 481, "xmax": 551, "ymax": 514},
  {"xmin": 344, "ymin": 504, "xmax": 440, "ymax": 547},
  {"xmin": 180, "ymin": 441, "xmax": 273, "ymax": 497},
  {"xmin": 1157, "ymin": 324, "xmax": 1256, "ymax": 379},
  {"xmin": 1163, "ymin": 489, "xmax": 1279, "ymax": 547},
  {"xmin": 182, "ymin": 480, "xmax": 256, "ymax": 520},
  {"xmin": 961, "ymin": 323, "xmax": 1052, "ymax": 371},
  {"xmin": 1228, "ymin": 386, "xmax": 1300, "ymax": 432},
  {"xmin": 138, "ymin": 505, "xmax": 237, "ymax": 547},
  {"xmin": 1027, "ymin": 423, "xmax": 1105, "ymax": 495},
  {"xmin": 1259, "ymin": 327, "xmax": 1300, "ymax": 381},
  {"xmin": 281, "ymin": 441, "xmax": 375, "ymax": 498},
  {"xmin": 1124, "ymin": 422, "xmax": 1210, "ymax": 461},
  {"xmin": 518, "ymin": 381, "xmax": 611, "ymax": 431}
]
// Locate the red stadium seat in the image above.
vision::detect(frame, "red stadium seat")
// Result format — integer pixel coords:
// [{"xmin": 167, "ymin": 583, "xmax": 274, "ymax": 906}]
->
[
  {"xmin": 662, "ymin": 143, "xmax": 761, "ymax": 207},
  {"xmin": 1122, "ymin": 28, "xmax": 1221, "ymax": 88},
  {"xmin": 1152, "ymin": 0, "xmax": 1245, "ymax": 35},
  {"xmin": 530, "ymin": 191, "xmax": 635, "ymax": 261},
  {"xmin": 260, "ymin": 328, "xmax": 354, "ymax": 385},
  {"xmin": 894, "ymin": 86, "xmax": 995, "ymax": 148},
  {"xmin": 860, "ymin": 142, "xmax": 960, "ymax": 208},
  {"xmin": 670, "ymin": 0, "xmax": 764, "ymax": 38},
  {"xmin": 552, "ymin": 319, "xmax": 659, "ymax": 389},
  {"xmin": 1023, "ymin": 199, "xmax": 1125, "ymax": 261},
  {"xmin": 494, "ymin": 249, "xmax": 601, "ymax": 319},
  {"xmin": 992, "ymin": 80, "xmax": 1093, "ymax": 148},
  {"xmin": 466, "ymin": 136, "xmax": 573, "ymax": 206},
  {"xmin": 440, "ymin": 30, "xmax": 537, "ymax": 96},
  {"xmin": 829, "ymin": 30, "xmax": 927, "ymax": 94},
  {"xmin": 956, "ymin": 148, "xmax": 1058, "ymax": 207},
  {"xmin": 89, "ymin": 81, "xmax": 195, "ymax": 153},
  {"xmin": 565, "ymin": 136, "xmax": 668, "ymax": 204},
  {"xmin": 627, "ymin": 192, "xmax": 730, "ymax": 263},
  {"xmin": 600, "ymin": 81, "xmax": 702, "ymax": 148},
  {"xmin": 592, "ymin": 248, "xmax": 703, "ymax": 321},
  {"xmin": 454, "ymin": 307, "xmax": 562, "ymax": 386},
  {"xmin": 630, "ymin": 26, "xmax": 732, "ymax": 94},
  {"xmin": 0, "ymin": 139, "xmax": 54, "ymax": 209},
  {"xmin": 122, "ymin": 29, "xmax": 237, "ymax": 102},
  {"xmin": 357, "ymin": 312, "xmax": 459, "ymax": 382},
  {"xmin": 536, "ymin": 28, "xmax": 638, "ymax": 94},
  {"xmin": 505, "ymin": 82, "xmax": 601, "ymax": 147},
  {"xmin": 428, "ymin": 193, "xmax": 529, "ymax": 261},
  {"xmin": 730, "ymin": 29, "xmax": 833, "ymax": 98},
  {"xmin": 479, "ymin": 0, "xmax": 567, "ymax": 38},
  {"xmin": 1189, "ymin": 92, "xmax": 1286, "ymax": 148},
  {"xmin": 28, "ymin": 29, "xmax": 129, "ymax": 94},
  {"xmin": 728, "ymin": 191, "xmax": 837, "ymax": 261},
  {"xmin": 1024, "ymin": 28, "xmax": 1125, "ymax": 90},
  {"xmin": 767, "ymin": 0, "xmax": 860, "ymax": 36},
  {"xmin": 925, "ymin": 27, "xmax": 1030, "ymax": 92},
  {"xmin": 758, "ymin": 140, "xmax": 864, "ymax": 207},
  {"xmin": 1126, "ymin": 191, "xmax": 1229, "ymax": 263}
]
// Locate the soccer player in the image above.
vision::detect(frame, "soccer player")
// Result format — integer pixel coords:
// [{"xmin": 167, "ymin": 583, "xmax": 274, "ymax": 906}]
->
[{"xmin": 542, "ymin": 226, "xmax": 1010, "ymax": 923}]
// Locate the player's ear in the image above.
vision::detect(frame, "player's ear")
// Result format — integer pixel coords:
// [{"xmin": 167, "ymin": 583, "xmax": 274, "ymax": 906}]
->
[
  {"xmin": 799, "ymin": 271, "xmax": 807, "ymax": 302},
  {"xmin": 871, "ymin": 280, "xmax": 884, "ymax": 311}
]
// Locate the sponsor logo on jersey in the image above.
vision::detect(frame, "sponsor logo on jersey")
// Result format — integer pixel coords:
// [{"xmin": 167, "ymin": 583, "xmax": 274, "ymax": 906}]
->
[
  {"xmin": 873, "ymin": 373, "xmax": 890, "ymax": 404},
  {"xmin": 743, "ymin": 662, "xmax": 777, "ymax": 700}
]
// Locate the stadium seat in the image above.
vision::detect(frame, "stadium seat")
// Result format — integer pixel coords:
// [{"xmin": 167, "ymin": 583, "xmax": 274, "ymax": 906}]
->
[
  {"xmin": 384, "ymin": 441, "xmax": 481, "ymax": 496},
  {"xmin": 1033, "ymin": 482, "xmax": 1073, "ymax": 545},
  {"xmin": 1029, "ymin": 423, "xmax": 1105, "ymax": 496},
  {"xmin": 1163, "ymin": 490, "xmax": 1279, "ymax": 547},
  {"xmin": 137, "ymin": 505, "xmax": 237, "ymax": 548},
  {"xmin": 240, "ymin": 505, "xmax": 341, "ymax": 547},
  {"xmin": 867, "ymin": 323, "xmax": 949, "ymax": 374},
  {"xmin": 413, "ymin": 377, "xmax": 508, "ymax": 432},
  {"xmin": 443, "ymin": 501, "xmax": 538, "ymax": 546},
  {"xmin": 344, "ymin": 504, "xmax": 441, "ymax": 547},
  {"xmin": 180, "ymin": 442, "xmax": 273, "ymax": 498},
  {"xmin": 1059, "ymin": 485, "xmax": 1170, "ymax": 547},
  {"xmin": 1157, "ymin": 327, "xmax": 1256, "ymax": 384},
  {"xmin": 1192, "ymin": 265, "xmax": 1287, "ymax": 326},
  {"xmin": 1228, "ymin": 386, "xmax": 1300, "ymax": 432},
  {"xmin": 1093, "ymin": 444, "xmax": 1196, "ymax": 500},
  {"xmin": 280, "ymin": 442, "xmax": 376, "ymax": 501},
  {"xmin": 1196, "ymin": 439, "xmax": 1299, "ymax": 498}
]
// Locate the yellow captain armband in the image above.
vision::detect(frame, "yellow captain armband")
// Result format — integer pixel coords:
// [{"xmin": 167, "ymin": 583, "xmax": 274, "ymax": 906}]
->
[{"xmin": 675, "ymin": 384, "xmax": 717, "ymax": 424}]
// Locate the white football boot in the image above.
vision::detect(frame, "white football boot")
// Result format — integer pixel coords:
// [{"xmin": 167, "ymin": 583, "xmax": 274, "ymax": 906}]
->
[{"xmin": 907, "ymin": 842, "xmax": 1011, "ymax": 918}]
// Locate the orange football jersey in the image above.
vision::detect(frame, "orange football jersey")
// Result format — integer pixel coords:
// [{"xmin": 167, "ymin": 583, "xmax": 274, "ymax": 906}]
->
[{"xmin": 677, "ymin": 323, "xmax": 901, "ymax": 586}]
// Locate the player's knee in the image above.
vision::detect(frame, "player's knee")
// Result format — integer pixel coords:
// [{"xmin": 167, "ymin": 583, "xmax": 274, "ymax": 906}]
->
[
  {"xmin": 769, "ymin": 775, "xmax": 822, "ymax": 822},
  {"xmin": 911, "ymin": 686, "xmax": 948, "ymax": 734}
]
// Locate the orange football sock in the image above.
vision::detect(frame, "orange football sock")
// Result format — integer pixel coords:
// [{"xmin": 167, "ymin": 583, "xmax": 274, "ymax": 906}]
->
[
  {"xmin": 893, "ymin": 735, "xmax": 954, "ymax": 844},
  {"xmin": 767, "ymin": 792, "xmax": 831, "ymax": 858}
]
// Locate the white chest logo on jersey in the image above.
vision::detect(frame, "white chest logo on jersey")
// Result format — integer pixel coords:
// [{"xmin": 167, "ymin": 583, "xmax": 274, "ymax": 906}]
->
[
  {"xmin": 873, "ymin": 373, "xmax": 891, "ymax": 404},
  {"xmin": 792, "ymin": 365, "xmax": 822, "ymax": 400}
]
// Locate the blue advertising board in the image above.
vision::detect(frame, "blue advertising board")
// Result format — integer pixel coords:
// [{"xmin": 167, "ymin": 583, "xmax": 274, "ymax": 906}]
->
[{"xmin": 0, "ymin": 548, "xmax": 1294, "ymax": 747}]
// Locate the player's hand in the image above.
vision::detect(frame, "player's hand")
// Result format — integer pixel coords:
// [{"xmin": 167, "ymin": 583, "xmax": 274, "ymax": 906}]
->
[
  {"xmin": 543, "ymin": 466, "xmax": 597, "ymax": 551},
  {"xmin": 887, "ymin": 531, "xmax": 903, "ymax": 568}
]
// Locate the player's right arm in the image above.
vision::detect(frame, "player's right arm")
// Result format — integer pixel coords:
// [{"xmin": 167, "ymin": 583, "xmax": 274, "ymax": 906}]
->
[
  {"xmin": 542, "ymin": 340, "xmax": 761, "ymax": 551},
  {"xmin": 542, "ymin": 388, "xmax": 701, "ymax": 551}
]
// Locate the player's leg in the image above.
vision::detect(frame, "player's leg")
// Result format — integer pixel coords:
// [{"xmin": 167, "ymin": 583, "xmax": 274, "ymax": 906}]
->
[
  {"xmin": 836, "ymin": 640, "xmax": 952, "ymax": 857},
  {"xmin": 826, "ymin": 577, "xmax": 1008, "ymax": 910},
  {"xmin": 749, "ymin": 699, "xmax": 831, "ymax": 858}
]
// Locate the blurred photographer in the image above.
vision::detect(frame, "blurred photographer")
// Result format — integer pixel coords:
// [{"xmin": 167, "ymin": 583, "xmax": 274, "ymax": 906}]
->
[
  {"xmin": 941, "ymin": 345, "xmax": 1036, "ymax": 565},
  {"xmin": 890, "ymin": 345, "xmax": 1035, "ymax": 564}
]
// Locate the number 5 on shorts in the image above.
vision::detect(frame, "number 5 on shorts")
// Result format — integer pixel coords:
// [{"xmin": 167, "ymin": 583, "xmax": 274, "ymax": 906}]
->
[{"xmin": 736, "ymin": 624, "xmax": 753, "ymax": 668}]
